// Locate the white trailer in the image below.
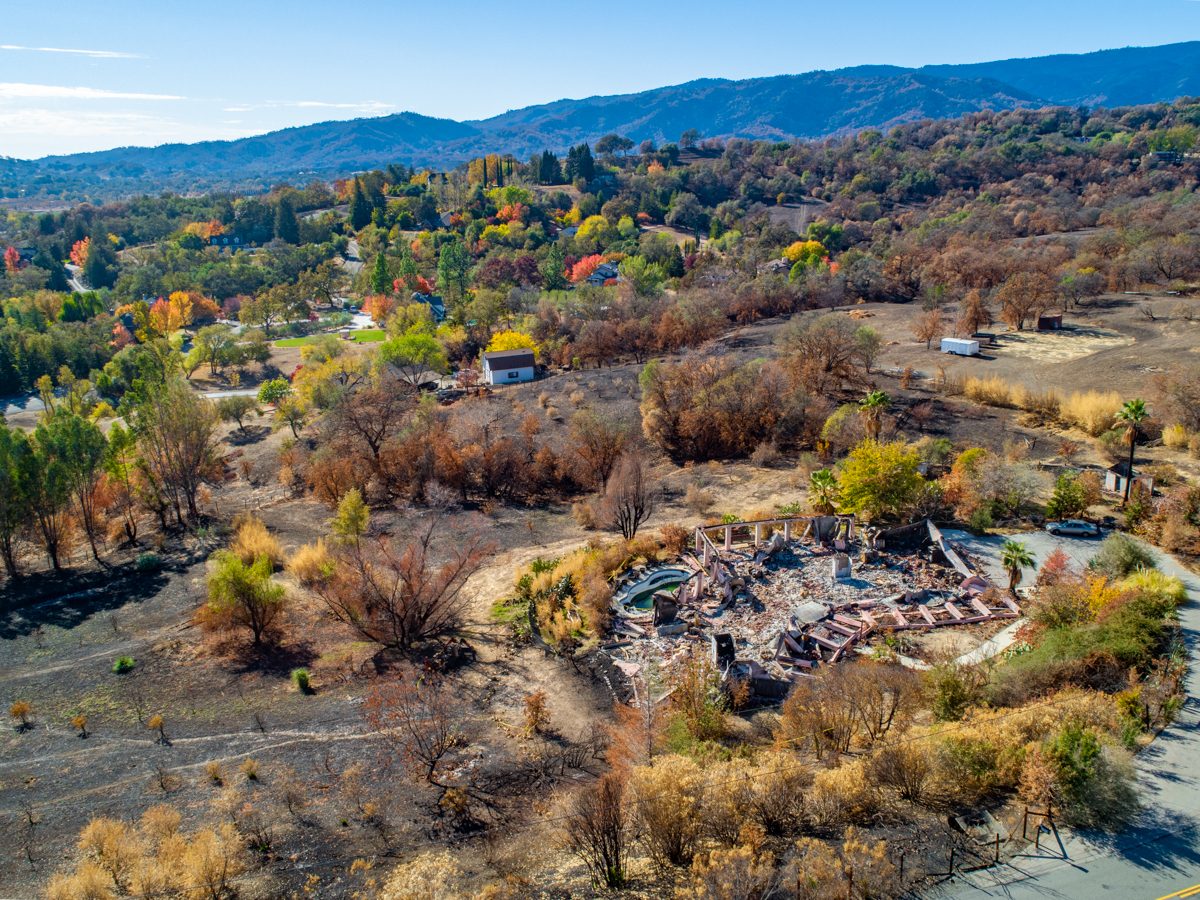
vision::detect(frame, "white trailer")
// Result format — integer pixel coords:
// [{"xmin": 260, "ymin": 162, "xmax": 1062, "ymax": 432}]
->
[{"xmin": 940, "ymin": 338, "xmax": 980, "ymax": 356}]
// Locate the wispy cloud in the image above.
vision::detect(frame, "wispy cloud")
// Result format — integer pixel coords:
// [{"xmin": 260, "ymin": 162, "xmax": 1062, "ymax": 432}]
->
[
  {"xmin": 1, "ymin": 44, "xmax": 142, "ymax": 59},
  {"xmin": 0, "ymin": 83, "xmax": 184, "ymax": 100},
  {"xmin": 0, "ymin": 107, "xmax": 253, "ymax": 157},
  {"xmin": 283, "ymin": 100, "xmax": 394, "ymax": 112}
]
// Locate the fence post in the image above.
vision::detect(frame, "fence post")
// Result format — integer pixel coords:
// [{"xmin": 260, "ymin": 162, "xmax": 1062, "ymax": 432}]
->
[
  {"xmin": 1022, "ymin": 806, "xmax": 1028, "ymax": 840},
  {"xmin": 948, "ymin": 846, "xmax": 954, "ymax": 876},
  {"xmin": 898, "ymin": 852, "xmax": 904, "ymax": 883},
  {"xmin": 994, "ymin": 833, "xmax": 1000, "ymax": 863}
]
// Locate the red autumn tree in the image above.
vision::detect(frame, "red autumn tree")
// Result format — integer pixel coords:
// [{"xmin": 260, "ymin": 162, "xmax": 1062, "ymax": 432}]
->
[
  {"xmin": 571, "ymin": 254, "xmax": 605, "ymax": 282},
  {"xmin": 3, "ymin": 247, "xmax": 20, "ymax": 273}
]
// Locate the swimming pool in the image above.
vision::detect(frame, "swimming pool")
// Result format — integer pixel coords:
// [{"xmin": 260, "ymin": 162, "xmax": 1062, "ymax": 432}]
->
[{"xmin": 614, "ymin": 567, "xmax": 692, "ymax": 612}]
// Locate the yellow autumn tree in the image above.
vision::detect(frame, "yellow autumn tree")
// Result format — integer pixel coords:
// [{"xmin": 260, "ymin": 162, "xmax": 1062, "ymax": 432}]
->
[
  {"xmin": 784, "ymin": 240, "xmax": 826, "ymax": 265},
  {"xmin": 167, "ymin": 292, "xmax": 195, "ymax": 328},
  {"xmin": 485, "ymin": 330, "xmax": 538, "ymax": 360}
]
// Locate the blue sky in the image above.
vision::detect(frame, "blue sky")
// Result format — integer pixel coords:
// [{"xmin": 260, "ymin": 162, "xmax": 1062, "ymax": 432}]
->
[{"xmin": 3, "ymin": 0, "xmax": 1200, "ymax": 159}]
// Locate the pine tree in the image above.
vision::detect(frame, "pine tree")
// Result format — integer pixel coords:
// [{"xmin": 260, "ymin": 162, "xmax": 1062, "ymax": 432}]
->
[
  {"xmin": 348, "ymin": 177, "xmax": 371, "ymax": 231},
  {"xmin": 274, "ymin": 195, "xmax": 300, "ymax": 245},
  {"xmin": 370, "ymin": 252, "xmax": 392, "ymax": 295},
  {"xmin": 541, "ymin": 244, "xmax": 569, "ymax": 291},
  {"xmin": 665, "ymin": 244, "xmax": 685, "ymax": 278}
]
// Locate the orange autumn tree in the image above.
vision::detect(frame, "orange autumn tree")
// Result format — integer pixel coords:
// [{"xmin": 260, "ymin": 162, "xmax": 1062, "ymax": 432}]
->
[
  {"xmin": 3, "ymin": 247, "xmax": 19, "ymax": 273},
  {"xmin": 364, "ymin": 294, "xmax": 394, "ymax": 326},
  {"xmin": 571, "ymin": 254, "xmax": 606, "ymax": 282},
  {"xmin": 69, "ymin": 238, "xmax": 91, "ymax": 268},
  {"xmin": 147, "ymin": 292, "xmax": 195, "ymax": 336}
]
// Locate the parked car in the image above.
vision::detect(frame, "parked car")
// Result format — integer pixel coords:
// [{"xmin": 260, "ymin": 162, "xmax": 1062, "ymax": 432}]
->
[{"xmin": 1045, "ymin": 519, "xmax": 1102, "ymax": 537}]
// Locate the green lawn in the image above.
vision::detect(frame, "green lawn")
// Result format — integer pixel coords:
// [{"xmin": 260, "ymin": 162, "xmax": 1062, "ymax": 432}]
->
[{"xmin": 274, "ymin": 329, "xmax": 385, "ymax": 347}]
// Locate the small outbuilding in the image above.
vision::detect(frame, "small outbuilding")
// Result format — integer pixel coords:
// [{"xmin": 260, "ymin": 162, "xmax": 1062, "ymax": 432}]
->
[
  {"xmin": 481, "ymin": 348, "xmax": 536, "ymax": 385},
  {"xmin": 1037, "ymin": 314, "xmax": 1063, "ymax": 331},
  {"xmin": 1104, "ymin": 463, "xmax": 1154, "ymax": 497},
  {"xmin": 940, "ymin": 338, "xmax": 980, "ymax": 357}
]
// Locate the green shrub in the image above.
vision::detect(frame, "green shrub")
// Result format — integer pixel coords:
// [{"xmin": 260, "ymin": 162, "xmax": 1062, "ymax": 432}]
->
[
  {"xmin": 292, "ymin": 669, "xmax": 311, "ymax": 693},
  {"xmin": 1089, "ymin": 534, "xmax": 1156, "ymax": 579},
  {"xmin": 1122, "ymin": 568, "xmax": 1187, "ymax": 606},
  {"xmin": 136, "ymin": 553, "xmax": 161, "ymax": 571},
  {"xmin": 926, "ymin": 662, "xmax": 981, "ymax": 721},
  {"xmin": 1046, "ymin": 473, "xmax": 1087, "ymax": 520},
  {"xmin": 112, "ymin": 656, "xmax": 136, "ymax": 674},
  {"xmin": 968, "ymin": 506, "xmax": 994, "ymax": 533},
  {"xmin": 1047, "ymin": 722, "xmax": 1138, "ymax": 830}
]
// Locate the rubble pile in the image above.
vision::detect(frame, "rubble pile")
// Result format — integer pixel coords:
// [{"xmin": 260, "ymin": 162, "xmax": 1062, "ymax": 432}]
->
[{"xmin": 600, "ymin": 517, "xmax": 1016, "ymax": 697}]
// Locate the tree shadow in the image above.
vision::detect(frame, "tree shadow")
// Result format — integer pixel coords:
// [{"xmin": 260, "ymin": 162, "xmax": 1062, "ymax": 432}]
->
[
  {"xmin": 223, "ymin": 637, "xmax": 320, "ymax": 677},
  {"xmin": 226, "ymin": 425, "xmax": 271, "ymax": 446},
  {"xmin": 0, "ymin": 560, "xmax": 175, "ymax": 640}
]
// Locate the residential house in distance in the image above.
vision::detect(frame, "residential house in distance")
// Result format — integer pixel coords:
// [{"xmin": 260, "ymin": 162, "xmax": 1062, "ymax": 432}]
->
[
  {"xmin": 585, "ymin": 261, "xmax": 620, "ymax": 286},
  {"xmin": 410, "ymin": 291, "xmax": 445, "ymax": 322},
  {"xmin": 481, "ymin": 348, "xmax": 536, "ymax": 385}
]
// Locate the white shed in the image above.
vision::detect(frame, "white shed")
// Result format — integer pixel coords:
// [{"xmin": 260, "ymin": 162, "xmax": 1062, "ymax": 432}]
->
[
  {"xmin": 941, "ymin": 338, "xmax": 980, "ymax": 356},
  {"xmin": 481, "ymin": 348, "xmax": 536, "ymax": 385}
]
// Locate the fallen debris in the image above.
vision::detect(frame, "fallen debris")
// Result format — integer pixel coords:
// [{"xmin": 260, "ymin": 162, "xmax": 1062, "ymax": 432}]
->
[{"xmin": 600, "ymin": 516, "xmax": 1013, "ymax": 701}]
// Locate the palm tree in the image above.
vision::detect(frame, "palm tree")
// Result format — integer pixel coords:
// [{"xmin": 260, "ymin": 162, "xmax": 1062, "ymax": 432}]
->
[
  {"xmin": 1115, "ymin": 398, "xmax": 1149, "ymax": 505},
  {"xmin": 858, "ymin": 390, "xmax": 891, "ymax": 439},
  {"xmin": 809, "ymin": 469, "xmax": 839, "ymax": 514},
  {"xmin": 1000, "ymin": 539, "xmax": 1036, "ymax": 594}
]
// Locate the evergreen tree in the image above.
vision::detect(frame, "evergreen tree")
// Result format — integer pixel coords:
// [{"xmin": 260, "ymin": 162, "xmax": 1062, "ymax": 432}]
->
[
  {"xmin": 396, "ymin": 245, "xmax": 420, "ymax": 294},
  {"xmin": 31, "ymin": 249, "xmax": 70, "ymax": 292},
  {"xmin": 274, "ymin": 195, "xmax": 300, "ymax": 245},
  {"xmin": 541, "ymin": 244, "xmax": 569, "ymax": 291},
  {"xmin": 82, "ymin": 225, "xmax": 117, "ymax": 289},
  {"xmin": 348, "ymin": 177, "xmax": 371, "ymax": 231},
  {"xmin": 564, "ymin": 144, "xmax": 595, "ymax": 183},
  {"xmin": 370, "ymin": 252, "xmax": 392, "ymax": 295},
  {"xmin": 437, "ymin": 238, "xmax": 471, "ymax": 302},
  {"xmin": 665, "ymin": 244, "xmax": 686, "ymax": 278}
]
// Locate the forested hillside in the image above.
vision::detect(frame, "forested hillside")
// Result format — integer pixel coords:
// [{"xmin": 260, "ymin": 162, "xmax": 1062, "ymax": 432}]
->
[{"xmin": 6, "ymin": 41, "xmax": 1199, "ymax": 202}]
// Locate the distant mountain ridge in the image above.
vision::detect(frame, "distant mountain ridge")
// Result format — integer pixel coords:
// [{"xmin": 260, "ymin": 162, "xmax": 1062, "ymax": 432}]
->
[{"xmin": 28, "ymin": 41, "xmax": 1200, "ymax": 183}]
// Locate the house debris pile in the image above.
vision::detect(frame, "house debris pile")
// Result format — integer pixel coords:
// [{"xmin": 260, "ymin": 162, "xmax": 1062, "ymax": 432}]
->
[{"xmin": 600, "ymin": 516, "xmax": 1017, "ymax": 699}]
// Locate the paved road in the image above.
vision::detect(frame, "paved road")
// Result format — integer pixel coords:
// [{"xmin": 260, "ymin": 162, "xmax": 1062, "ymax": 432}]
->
[
  {"xmin": 927, "ymin": 531, "xmax": 1200, "ymax": 900},
  {"xmin": 1, "ymin": 393, "xmax": 44, "ymax": 416}
]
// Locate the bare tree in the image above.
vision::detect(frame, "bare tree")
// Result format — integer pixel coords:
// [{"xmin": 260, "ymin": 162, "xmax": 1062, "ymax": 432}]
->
[
  {"xmin": 563, "ymin": 775, "xmax": 630, "ymax": 888},
  {"xmin": 600, "ymin": 455, "xmax": 658, "ymax": 540},
  {"xmin": 570, "ymin": 407, "xmax": 631, "ymax": 490},
  {"xmin": 997, "ymin": 272, "xmax": 1055, "ymax": 331},
  {"xmin": 778, "ymin": 314, "xmax": 868, "ymax": 394},
  {"xmin": 135, "ymin": 379, "xmax": 223, "ymax": 524},
  {"xmin": 362, "ymin": 668, "xmax": 472, "ymax": 787},
  {"xmin": 911, "ymin": 308, "xmax": 945, "ymax": 349},
  {"xmin": 328, "ymin": 380, "xmax": 416, "ymax": 459},
  {"xmin": 315, "ymin": 505, "xmax": 494, "ymax": 650}
]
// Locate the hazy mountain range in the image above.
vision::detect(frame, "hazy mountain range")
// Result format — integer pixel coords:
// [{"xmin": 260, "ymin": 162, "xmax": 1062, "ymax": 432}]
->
[{"xmin": 19, "ymin": 41, "xmax": 1200, "ymax": 190}]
